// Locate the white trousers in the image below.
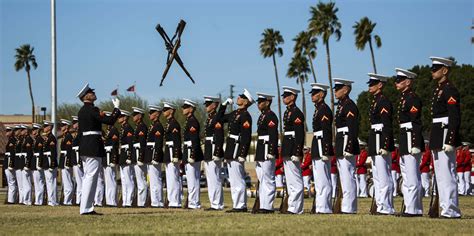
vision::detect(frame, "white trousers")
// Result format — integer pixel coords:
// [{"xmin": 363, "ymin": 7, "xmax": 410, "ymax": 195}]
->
[
  {"xmin": 22, "ymin": 169, "xmax": 32, "ymax": 205},
  {"xmin": 204, "ymin": 160, "xmax": 223, "ymax": 209},
  {"xmin": 134, "ymin": 164, "xmax": 148, "ymax": 207},
  {"xmin": 80, "ymin": 156, "xmax": 101, "ymax": 214},
  {"xmin": 400, "ymin": 154, "xmax": 423, "ymax": 215},
  {"xmin": 275, "ymin": 174, "xmax": 284, "ymax": 188},
  {"xmin": 185, "ymin": 161, "xmax": 201, "ymax": 209},
  {"xmin": 336, "ymin": 156, "xmax": 357, "ymax": 213},
  {"xmin": 44, "ymin": 168, "xmax": 58, "ymax": 206},
  {"xmin": 32, "ymin": 170, "xmax": 45, "ymax": 205},
  {"xmin": 256, "ymin": 160, "xmax": 276, "ymax": 211},
  {"xmin": 165, "ymin": 162, "xmax": 182, "ymax": 207},
  {"xmin": 5, "ymin": 168, "xmax": 17, "ymax": 204},
  {"xmin": 421, "ymin": 172, "xmax": 431, "ymax": 197},
  {"xmin": 15, "ymin": 169, "xmax": 24, "ymax": 204},
  {"xmin": 457, "ymin": 171, "xmax": 469, "ymax": 195},
  {"xmin": 228, "ymin": 160, "xmax": 247, "ymax": 209},
  {"xmin": 303, "ymin": 176, "xmax": 311, "ymax": 191},
  {"xmin": 432, "ymin": 150, "xmax": 461, "ymax": 218},
  {"xmin": 148, "ymin": 163, "xmax": 164, "ymax": 207},
  {"xmin": 392, "ymin": 171, "xmax": 400, "ymax": 197},
  {"xmin": 94, "ymin": 167, "xmax": 104, "ymax": 206},
  {"xmin": 104, "ymin": 166, "xmax": 117, "ymax": 206},
  {"xmin": 331, "ymin": 173, "xmax": 338, "ymax": 198},
  {"xmin": 283, "ymin": 160, "xmax": 304, "ymax": 214},
  {"xmin": 464, "ymin": 171, "xmax": 471, "ymax": 195},
  {"xmin": 73, "ymin": 165, "xmax": 84, "ymax": 204},
  {"xmin": 120, "ymin": 165, "xmax": 135, "ymax": 207},
  {"xmin": 356, "ymin": 174, "xmax": 368, "ymax": 197},
  {"xmin": 312, "ymin": 159, "xmax": 332, "ymax": 213},
  {"xmin": 372, "ymin": 155, "xmax": 394, "ymax": 214},
  {"xmin": 61, "ymin": 168, "xmax": 74, "ymax": 205}
]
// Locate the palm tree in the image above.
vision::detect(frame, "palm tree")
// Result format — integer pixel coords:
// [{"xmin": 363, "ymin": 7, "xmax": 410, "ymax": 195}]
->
[
  {"xmin": 260, "ymin": 28, "xmax": 284, "ymax": 136},
  {"xmin": 14, "ymin": 44, "xmax": 38, "ymax": 123},
  {"xmin": 294, "ymin": 31, "xmax": 318, "ymax": 83},
  {"xmin": 353, "ymin": 17, "xmax": 382, "ymax": 73},
  {"xmin": 287, "ymin": 54, "xmax": 310, "ymax": 132},
  {"xmin": 308, "ymin": 1, "xmax": 341, "ymax": 113}
]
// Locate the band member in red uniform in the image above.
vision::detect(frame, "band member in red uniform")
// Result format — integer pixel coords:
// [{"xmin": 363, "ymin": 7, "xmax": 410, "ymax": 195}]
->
[{"xmin": 356, "ymin": 142, "xmax": 368, "ymax": 198}]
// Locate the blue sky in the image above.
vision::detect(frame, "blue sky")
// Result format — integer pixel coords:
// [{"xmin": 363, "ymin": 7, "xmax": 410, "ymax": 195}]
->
[{"xmin": 1, "ymin": 0, "xmax": 472, "ymax": 123}]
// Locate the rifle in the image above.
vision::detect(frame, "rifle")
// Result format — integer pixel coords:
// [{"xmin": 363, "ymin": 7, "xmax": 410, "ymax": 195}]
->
[
  {"xmin": 155, "ymin": 20, "xmax": 195, "ymax": 86},
  {"xmin": 310, "ymin": 182, "xmax": 317, "ymax": 214},
  {"xmin": 279, "ymin": 183, "xmax": 289, "ymax": 213},
  {"xmin": 251, "ymin": 180, "xmax": 260, "ymax": 214},
  {"xmin": 428, "ymin": 173, "xmax": 439, "ymax": 218},
  {"xmin": 332, "ymin": 174, "xmax": 342, "ymax": 214}
]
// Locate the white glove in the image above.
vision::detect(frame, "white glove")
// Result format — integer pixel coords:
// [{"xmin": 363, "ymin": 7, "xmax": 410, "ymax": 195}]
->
[
  {"xmin": 266, "ymin": 154, "xmax": 275, "ymax": 160},
  {"xmin": 77, "ymin": 164, "xmax": 81, "ymax": 168},
  {"xmin": 378, "ymin": 149, "xmax": 389, "ymax": 156},
  {"xmin": 48, "ymin": 168, "xmax": 54, "ymax": 172},
  {"xmin": 109, "ymin": 163, "xmax": 116, "ymax": 168},
  {"xmin": 442, "ymin": 144, "xmax": 454, "ymax": 152},
  {"xmin": 172, "ymin": 158, "xmax": 179, "ymax": 163},
  {"xmin": 291, "ymin": 155, "xmax": 300, "ymax": 162},
  {"xmin": 37, "ymin": 166, "xmax": 42, "ymax": 170},
  {"xmin": 125, "ymin": 159, "xmax": 132, "ymax": 165},
  {"xmin": 343, "ymin": 152, "xmax": 353, "ymax": 157},
  {"xmin": 222, "ymin": 98, "xmax": 233, "ymax": 106},
  {"xmin": 137, "ymin": 161, "xmax": 144, "ymax": 166},
  {"xmin": 212, "ymin": 156, "xmax": 221, "ymax": 162},
  {"xmin": 151, "ymin": 160, "xmax": 159, "ymax": 165},
  {"xmin": 410, "ymin": 147, "xmax": 421, "ymax": 155},
  {"xmin": 23, "ymin": 167, "xmax": 30, "ymax": 171},
  {"xmin": 65, "ymin": 166, "xmax": 70, "ymax": 170},
  {"xmin": 8, "ymin": 167, "xmax": 14, "ymax": 171},
  {"xmin": 112, "ymin": 98, "xmax": 120, "ymax": 109},
  {"xmin": 238, "ymin": 157, "xmax": 246, "ymax": 163},
  {"xmin": 187, "ymin": 158, "xmax": 195, "ymax": 164},
  {"xmin": 321, "ymin": 155, "xmax": 330, "ymax": 161}
]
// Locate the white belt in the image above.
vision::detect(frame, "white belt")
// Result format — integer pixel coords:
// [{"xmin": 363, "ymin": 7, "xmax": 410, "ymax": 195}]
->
[
  {"xmin": 284, "ymin": 131, "xmax": 295, "ymax": 137},
  {"xmin": 433, "ymin": 117, "xmax": 448, "ymax": 125},
  {"xmin": 400, "ymin": 122, "xmax": 413, "ymax": 129},
  {"xmin": 120, "ymin": 144, "xmax": 129, "ymax": 149},
  {"xmin": 15, "ymin": 153, "xmax": 24, "ymax": 157},
  {"xmin": 5, "ymin": 152, "xmax": 10, "ymax": 157},
  {"xmin": 133, "ymin": 143, "xmax": 140, "ymax": 149},
  {"xmin": 337, "ymin": 127, "xmax": 348, "ymax": 133},
  {"xmin": 147, "ymin": 142, "xmax": 155, "ymax": 147},
  {"xmin": 165, "ymin": 141, "xmax": 174, "ymax": 146},
  {"xmin": 72, "ymin": 146, "xmax": 79, "ymax": 151},
  {"xmin": 44, "ymin": 151, "xmax": 51, "ymax": 156},
  {"xmin": 205, "ymin": 136, "xmax": 214, "ymax": 141},
  {"xmin": 313, "ymin": 131, "xmax": 323, "ymax": 138},
  {"xmin": 229, "ymin": 134, "xmax": 239, "ymax": 140},
  {"xmin": 33, "ymin": 153, "xmax": 40, "ymax": 157},
  {"xmin": 258, "ymin": 135, "xmax": 269, "ymax": 142},
  {"xmin": 184, "ymin": 141, "xmax": 192, "ymax": 146},
  {"xmin": 60, "ymin": 151, "xmax": 67, "ymax": 155},
  {"xmin": 83, "ymin": 131, "xmax": 101, "ymax": 136},
  {"xmin": 104, "ymin": 146, "xmax": 113, "ymax": 152},
  {"xmin": 371, "ymin": 123, "xmax": 384, "ymax": 131}
]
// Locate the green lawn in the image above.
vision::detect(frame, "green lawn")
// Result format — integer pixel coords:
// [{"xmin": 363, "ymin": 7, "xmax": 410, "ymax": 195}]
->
[{"xmin": 0, "ymin": 191, "xmax": 472, "ymax": 235}]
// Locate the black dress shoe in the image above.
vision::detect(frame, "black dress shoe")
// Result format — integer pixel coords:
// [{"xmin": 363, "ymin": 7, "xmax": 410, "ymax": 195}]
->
[
  {"xmin": 257, "ymin": 209, "xmax": 274, "ymax": 214},
  {"xmin": 204, "ymin": 208, "xmax": 219, "ymax": 211},
  {"xmin": 395, "ymin": 212, "xmax": 422, "ymax": 217},
  {"xmin": 373, "ymin": 212, "xmax": 393, "ymax": 216},
  {"xmin": 168, "ymin": 206, "xmax": 182, "ymax": 209},
  {"xmin": 81, "ymin": 211, "xmax": 103, "ymax": 215},
  {"xmin": 440, "ymin": 215, "xmax": 462, "ymax": 219},
  {"xmin": 226, "ymin": 208, "xmax": 248, "ymax": 213}
]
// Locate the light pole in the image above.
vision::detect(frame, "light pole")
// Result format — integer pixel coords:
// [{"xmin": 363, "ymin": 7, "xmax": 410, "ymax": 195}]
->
[{"xmin": 51, "ymin": 0, "xmax": 57, "ymax": 136}]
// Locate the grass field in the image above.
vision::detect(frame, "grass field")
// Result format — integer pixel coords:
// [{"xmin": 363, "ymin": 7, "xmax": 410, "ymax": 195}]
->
[{"xmin": 0, "ymin": 191, "xmax": 473, "ymax": 235}]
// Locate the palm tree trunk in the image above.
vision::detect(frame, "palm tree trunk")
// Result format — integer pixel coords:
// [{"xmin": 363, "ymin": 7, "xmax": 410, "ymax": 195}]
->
[
  {"xmin": 369, "ymin": 39, "xmax": 377, "ymax": 74},
  {"xmin": 325, "ymin": 42, "xmax": 336, "ymax": 142},
  {"xmin": 272, "ymin": 54, "xmax": 283, "ymax": 137},
  {"xmin": 307, "ymin": 55, "xmax": 317, "ymax": 83},
  {"xmin": 299, "ymin": 76, "xmax": 307, "ymax": 133},
  {"xmin": 27, "ymin": 69, "xmax": 35, "ymax": 123}
]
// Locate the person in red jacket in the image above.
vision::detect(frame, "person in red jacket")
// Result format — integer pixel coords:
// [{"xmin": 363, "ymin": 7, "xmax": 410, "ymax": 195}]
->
[
  {"xmin": 330, "ymin": 155, "xmax": 338, "ymax": 198},
  {"xmin": 301, "ymin": 147, "xmax": 312, "ymax": 192},
  {"xmin": 420, "ymin": 141, "xmax": 431, "ymax": 197},
  {"xmin": 391, "ymin": 146, "xmax": 401, "ymax": 197},
  {"xmin": 275, "ymin": 146, "xmax": 284, "ymax": 188},
  {"xmin": 356, "ymin": 142, "xmax": 368, "ymax": 197},
  {"xmin": 470, "ymin": 149, "xmax": 474, "ymax": 196},
  {"xmin": 456, "ymin": 144, "xmax": 466, "ymax": 195},
  {"xmin": 464, "ymin": 147, "xmax": 472, "ymax": 195}
]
